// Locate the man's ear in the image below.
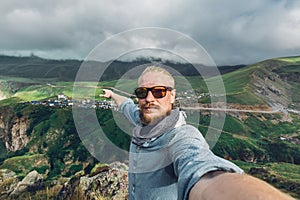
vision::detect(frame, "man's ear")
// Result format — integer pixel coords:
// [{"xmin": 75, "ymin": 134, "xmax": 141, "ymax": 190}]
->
[{"xmin": 170, "ymin": 89, "xmax": 176, "ymax": 104}]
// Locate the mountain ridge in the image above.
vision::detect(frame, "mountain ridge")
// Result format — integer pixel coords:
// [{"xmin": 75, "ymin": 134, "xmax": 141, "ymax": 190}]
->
[{"xmin": 0, "ymin": 54, "xmax": 245, "ymax": 81}]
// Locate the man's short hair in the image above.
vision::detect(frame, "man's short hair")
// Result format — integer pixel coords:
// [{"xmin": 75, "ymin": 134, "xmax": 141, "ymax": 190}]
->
[{"xmin": 138, "ymin": 66, "xmax": 175, "ymax": 88}]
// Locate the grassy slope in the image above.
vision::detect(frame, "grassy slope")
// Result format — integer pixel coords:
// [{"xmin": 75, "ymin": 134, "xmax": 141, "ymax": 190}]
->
[
  {"xmin": 220, "ymin": 56, "xmax": 300, "ymax": 105},
  {"xmin": 233, "ymin": 160, "xmax": 300, "ymax": 198},
  {"xmin": 0, "ymin": 154, "xmax": 49, "ymax": 176}
]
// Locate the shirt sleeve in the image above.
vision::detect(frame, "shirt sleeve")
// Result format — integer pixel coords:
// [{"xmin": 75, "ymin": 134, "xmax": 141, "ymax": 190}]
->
[
  {"xmin": 118, "ymin": 98, "xmax": 141, "ymax": 126},
  {"xmin": 169, "ymin": 124, "xmax": 244, "ymax": 200}
]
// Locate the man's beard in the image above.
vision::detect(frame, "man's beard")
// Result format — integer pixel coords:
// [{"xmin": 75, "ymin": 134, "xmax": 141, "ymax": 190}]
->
[{"xmin": 139, "ymin": 103, "xmax": 171, "ymax": 125}]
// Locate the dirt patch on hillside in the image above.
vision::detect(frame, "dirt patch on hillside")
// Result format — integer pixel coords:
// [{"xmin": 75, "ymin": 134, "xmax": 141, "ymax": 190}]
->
[{"xmin": 0, "ymin": 91, "xmax": 6, "ymax": 100}]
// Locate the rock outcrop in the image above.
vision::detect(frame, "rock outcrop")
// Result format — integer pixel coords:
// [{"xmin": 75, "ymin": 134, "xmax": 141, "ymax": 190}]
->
[
  {"xmin": 0, "ymin": 112, "xmax": 30, "ymax": 152},
  {"xmin": 57, "ymin": 162, "xmax": 128, "ymax": 200},
  {"xmin": 7, "ymin": 116, "xmax": 30, "ymax": 152}
]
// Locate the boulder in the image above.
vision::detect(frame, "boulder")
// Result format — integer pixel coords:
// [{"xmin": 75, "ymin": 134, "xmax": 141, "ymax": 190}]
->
[
  {"xmin": 10, "ymin": 170, "xmax": 43, "ymax": 197},
  {"xmin": 57, "ymin": 161, "xmax": 128, "ymax": 200}
]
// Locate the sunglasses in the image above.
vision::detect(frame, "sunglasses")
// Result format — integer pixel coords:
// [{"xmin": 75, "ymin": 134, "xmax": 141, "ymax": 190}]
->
[{"xmin": 134, "ymin": 86, "xmax": 173, "ymax": 99}]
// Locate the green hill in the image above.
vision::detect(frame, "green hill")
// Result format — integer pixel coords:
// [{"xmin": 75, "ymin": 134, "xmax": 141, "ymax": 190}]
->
[{"xmin": 220, "ymin": 56, "xmax": 300, "ymax": 107}]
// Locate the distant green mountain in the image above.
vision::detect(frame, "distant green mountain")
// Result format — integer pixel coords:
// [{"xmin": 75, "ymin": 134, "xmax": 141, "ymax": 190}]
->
[
  {"xmin": 1, "ymin": 55, "xmax": 299, "ymax": 109},
  {"xmin": 0, "ymin": 55, "xmax": 81, "ymax": 81},
  {"xmin": 0, "ymin": 55, "xmax": 245, "ymax": 81}
]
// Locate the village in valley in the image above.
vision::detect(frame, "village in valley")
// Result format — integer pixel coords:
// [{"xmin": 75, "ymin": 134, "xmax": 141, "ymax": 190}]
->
[
  {"xmin": 25, "ymin": 88, "xmax": 217, "ymax": 111},
  {"xmin": 27, "ymin": 93, "xmax": 117, "ymax": 110}
]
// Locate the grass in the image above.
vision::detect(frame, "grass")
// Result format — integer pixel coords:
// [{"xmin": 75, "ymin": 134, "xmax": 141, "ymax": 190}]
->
[
  {"xmin": 0, "ymin": 97, "xmax": 22, "ymax": 106},
  {"xmin": 232, "ymin": 160, "xmax": 300, "ymax": 182},
  {"xmin": 244, "ymin": 113, "xmax": 300, "ymax": 138},
  {"xmin": 222, "ymin": 115, "xmax": 247, "ymax": 135},
  {"xmin": 268, "ymin": 162, "xmax": 300, "ymax": 182},
  {"xmin": 14, "ymin": 84, "xmax": 74, "ymax": 101},
  {"xmin": 212, "ymin": 132, "xmax": 266, "ymax": 161},
  {"xmin": 274, "ymin": 65, "xmax": 300, "ymax": 73},
  {"xmin": 276, "ymin": 56, "xmax": 300, "ymax": 63},
  {"xmin": 232, "ymin": 160, "xmax": 300, "ymax": 199},
  {"xmin": 222, "ymin": 66, "xmax": 255, "ymax": 94},
  {"xmin": 201, "ymin": 65, "xmax": 266, "ymax": 105},
  {"xmin": 226, "ymin": 89, "xmax": 264, "ymax": 105},
  {"xmin": 11, "ymin": 80, "xmax": 126, "ymax": 101},
  {"xmin": 177, "ymin": 76, "xmax": 207, "ymax": 92},
  {"xmin": 0, "ymin": 154, "xmax": 49, "ymax": 175}
]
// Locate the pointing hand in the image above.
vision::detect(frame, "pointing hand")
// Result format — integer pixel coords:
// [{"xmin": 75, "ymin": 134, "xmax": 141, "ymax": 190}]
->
[{"xmin": 99, "ymin": 89, "xmax": 113, "ymax": 98}]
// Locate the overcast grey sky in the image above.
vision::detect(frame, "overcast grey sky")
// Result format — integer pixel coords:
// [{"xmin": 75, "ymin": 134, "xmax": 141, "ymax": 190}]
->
[{"xmin": 0, "ymin": 0, "xmax": 299, "ymax": 65}]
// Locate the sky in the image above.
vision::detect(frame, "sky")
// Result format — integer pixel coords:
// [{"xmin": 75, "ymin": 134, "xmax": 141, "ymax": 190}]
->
[{"xmin": 0, "ymin": 0, "xmax": 300, "ymax": 65}]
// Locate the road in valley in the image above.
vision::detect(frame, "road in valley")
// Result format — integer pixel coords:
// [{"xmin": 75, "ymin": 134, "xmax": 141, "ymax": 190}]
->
[
  {"xmin": 179, "ymin": 106, "xmax": 280, "ymax": 114},
  {"xmin": 72, "ymin": 85, "xmax": 299, "ymax": 115}
]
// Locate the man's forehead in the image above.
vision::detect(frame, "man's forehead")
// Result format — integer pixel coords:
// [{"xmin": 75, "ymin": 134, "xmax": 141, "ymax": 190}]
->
[{"xmin": 139, "ymin": 72, "xmax": 171, "ymax": 86}]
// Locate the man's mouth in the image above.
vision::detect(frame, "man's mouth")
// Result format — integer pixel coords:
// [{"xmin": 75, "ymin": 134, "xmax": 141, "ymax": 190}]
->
[
  {"xmin": 144, "ymin": 106, "xmax": 156, "ymax": 111},
  {"xmin": 142, "ymin": 104, "xmax": 158, "ymax": 112}
]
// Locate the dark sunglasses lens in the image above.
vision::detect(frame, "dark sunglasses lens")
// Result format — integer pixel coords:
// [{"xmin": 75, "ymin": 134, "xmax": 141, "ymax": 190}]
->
[
  {"xmin": 135, "ymin": 88, "xmax": 147, "ymax": 98},
  {"xmin": 152, "ymin": 87, "xmax": 166, "ymax": 98},
  {"xmin": 135, "ymin": 86, "xmax": 170, "ymax": 99}
]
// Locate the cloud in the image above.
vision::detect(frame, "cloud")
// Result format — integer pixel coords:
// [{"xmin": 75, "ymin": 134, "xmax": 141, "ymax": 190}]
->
[{"xmin": 0, "ymin": 0, "xmax": 299, "ymax": 65}]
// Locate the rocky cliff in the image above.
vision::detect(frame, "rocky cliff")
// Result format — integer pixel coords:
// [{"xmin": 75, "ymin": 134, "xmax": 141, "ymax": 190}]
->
[
  {"xmin": 0, "ymin": 105, "xmax": 130, "ymax": 199},
  {"xmin": 0, "ymin": 109, "xmax": 30, "ymax": 152}
]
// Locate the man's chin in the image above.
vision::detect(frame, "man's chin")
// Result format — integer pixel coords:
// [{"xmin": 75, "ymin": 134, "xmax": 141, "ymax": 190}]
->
[
  {"xmin": 140, "ymin": 108, "xmax": 172, "ymax": 125},
  {"xmin": 140, "ymin": 112, "xmax": 162, "ymax": 125}
]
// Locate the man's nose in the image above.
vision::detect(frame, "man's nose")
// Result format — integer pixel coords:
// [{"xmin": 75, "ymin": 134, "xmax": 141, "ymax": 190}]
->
[{"xmin": 145, "ymin": 90, "xmax": 155, "ymax": 102}]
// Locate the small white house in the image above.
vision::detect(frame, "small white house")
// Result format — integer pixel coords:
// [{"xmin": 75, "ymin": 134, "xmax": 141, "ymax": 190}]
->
[{"xmin": 58, "ymin": 93, "xmax": 67, "ymax": 100}]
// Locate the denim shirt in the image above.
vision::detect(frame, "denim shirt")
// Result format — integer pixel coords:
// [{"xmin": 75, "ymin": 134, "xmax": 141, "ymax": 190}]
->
[{"xmin": 119, "ymin": 99, "xmax": 243, "ymax": 200}]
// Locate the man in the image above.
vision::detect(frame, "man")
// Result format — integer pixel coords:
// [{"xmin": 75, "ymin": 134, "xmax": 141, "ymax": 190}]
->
[{"xmin": 100, "ymin": 66, "xmax": 294, "ymax": 200}]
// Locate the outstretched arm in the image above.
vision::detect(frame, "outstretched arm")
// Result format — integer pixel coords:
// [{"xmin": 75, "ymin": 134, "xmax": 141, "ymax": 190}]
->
[
  {"xmin": 99, "ymin": 89, "xmax": 128, "ymax": 107},
  {"xmin": 189, "ymin": 172, "xmax": 295, "ymax": 200}
]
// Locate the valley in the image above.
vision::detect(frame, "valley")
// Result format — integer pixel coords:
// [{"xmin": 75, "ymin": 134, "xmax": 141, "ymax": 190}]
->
[{"xmin": 0, "ymin": 55, "xmax": 299, "ymax": 199}]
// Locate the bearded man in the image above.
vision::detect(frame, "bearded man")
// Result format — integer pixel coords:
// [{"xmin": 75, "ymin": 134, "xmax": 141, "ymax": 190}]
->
[{"xmin": 101, "ymin": 66, "xmax": 294, "ymax": 200}]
